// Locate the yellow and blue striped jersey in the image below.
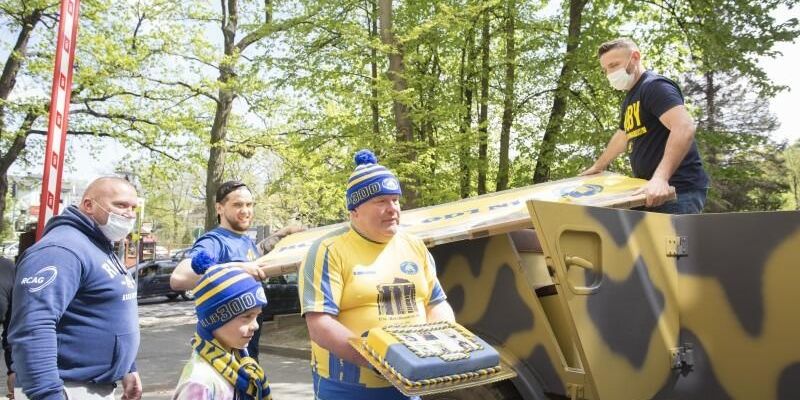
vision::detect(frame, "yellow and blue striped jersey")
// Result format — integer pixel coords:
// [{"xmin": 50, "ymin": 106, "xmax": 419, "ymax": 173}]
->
[{"xmin": 299, "ymin": 226, "xmax": 446, "ymax": 388}]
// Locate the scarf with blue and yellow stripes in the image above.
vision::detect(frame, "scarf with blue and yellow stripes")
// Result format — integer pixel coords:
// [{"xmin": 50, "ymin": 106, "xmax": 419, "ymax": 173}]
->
[{"xmin": 192, "ymin": 333, "xmax": 272, "ymax": 400}]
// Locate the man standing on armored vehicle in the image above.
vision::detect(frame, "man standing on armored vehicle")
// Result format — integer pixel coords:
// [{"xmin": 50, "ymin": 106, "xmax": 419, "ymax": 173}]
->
[
  {"xmin": 582, "ymin": 38, "xmax": 709, "ymax": 214},
  {"xmin": 299, "ymin": 150, "xmax": 455, "ymax": 400}
]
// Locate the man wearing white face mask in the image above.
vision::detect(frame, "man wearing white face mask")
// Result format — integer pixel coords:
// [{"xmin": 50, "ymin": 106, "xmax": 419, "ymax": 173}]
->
[
  {"xmin": 581, "ymin": 38, "xmax": 709, "ymax": 214},
  {"xmin": 8, "ymin": 177, "xmax": 142, "ymax": 400}
]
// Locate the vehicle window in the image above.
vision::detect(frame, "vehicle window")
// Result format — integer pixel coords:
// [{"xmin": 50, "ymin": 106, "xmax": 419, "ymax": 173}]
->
[
  {"xmin": 285, "ymin": 273, "xmax": 298, "ymax": 284},
  {"xmin": 266, "ymin": 276, "xmax": 286, "ymax": 284},
  {"xmin": 138, "ymin": 266, "xmax": 156, "ymax": 278},
  {"xmin": 159, "ymin": 263, "xmax": 176, "ymax": 275},
  {"xmin": 172, "ymin": 249, "xmax": 189, "ymax": 261}
]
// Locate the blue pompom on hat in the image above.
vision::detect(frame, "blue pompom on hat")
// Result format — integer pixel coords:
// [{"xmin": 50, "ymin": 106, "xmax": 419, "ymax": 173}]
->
[
  {"xmin": 191, "ymin": 251, "xmax": 217, "ymax": 275},
  {"xmin": 193, "ymin": 265, "xmax": 268, "ymax": 341},
  {"xmin": 346, "ymin": 149, "xmax": 402, "ymax": 210}
]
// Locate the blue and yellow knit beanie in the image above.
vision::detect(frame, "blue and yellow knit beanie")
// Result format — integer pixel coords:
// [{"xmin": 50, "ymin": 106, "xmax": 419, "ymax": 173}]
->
[
  {"xmin": 346, "ymin": 149, "xmax": 402, "ymax": 211},
  {"xmin": 192, "ymin": 253, "xmax": 268, "ymax": 340}
]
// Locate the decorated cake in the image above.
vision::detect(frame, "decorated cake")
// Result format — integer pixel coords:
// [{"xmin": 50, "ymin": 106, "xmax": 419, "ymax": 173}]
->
[{"xmin": 361, "ymin": 321, "xmax": 502, "ymax": 387}]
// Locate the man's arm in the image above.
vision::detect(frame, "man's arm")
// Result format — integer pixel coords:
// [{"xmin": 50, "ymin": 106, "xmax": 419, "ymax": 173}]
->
[
  {"xmin": 170, "ymin": 258, "xmax": 269, "ymax": 291},
  {"xmin": 10, "ymin": 247, "xmax": 81, "ymax": 400},
  {"xmin": 636, "ymin": 104, "xmax": 696, "ymax": 207},
  {"xmin": 257, "ymin": 225, "xmax": 306, "ymax": 254},
  {"xmin": 426, "ymin": 301, "xmax": 455, "ymax": 323},
  {"xmin": 580, "ymin": 129, "xmax": 628, "ymax": 175},
  {"xmin": 169, "ymin": 258, "xmax": 199, "ymax": 291},
  {"xmin": 305, "ymin": 312, "xmax": 370, "ymax": 368}
]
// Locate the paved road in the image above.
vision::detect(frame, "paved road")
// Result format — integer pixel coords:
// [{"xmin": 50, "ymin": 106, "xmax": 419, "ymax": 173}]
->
[{"xmin": 3, "ymin": 297, "xmax": 315, "ymax": 399}]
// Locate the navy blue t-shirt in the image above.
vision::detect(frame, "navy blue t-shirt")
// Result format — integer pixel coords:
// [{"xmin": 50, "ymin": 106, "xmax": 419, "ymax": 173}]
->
[
  {"xmin": 190, "ymin": 227, "xmax": 259, "ymax": 263},
  {"xmin": 618, "ymin": 71, "xmax": 709, "ymax": 191}
]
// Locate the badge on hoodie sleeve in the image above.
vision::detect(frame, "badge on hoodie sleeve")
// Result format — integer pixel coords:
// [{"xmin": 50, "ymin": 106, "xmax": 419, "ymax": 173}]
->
[{"xmin": 21, "ymin": 266, "xmax": 58, "ymax": 293}]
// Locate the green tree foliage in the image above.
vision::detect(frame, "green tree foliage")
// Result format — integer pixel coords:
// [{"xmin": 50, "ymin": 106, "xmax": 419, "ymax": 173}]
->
[
  {"xmin": 785, "ymin": 139, "xmax": 800, "ymax": 210},
  {"xmin": 2, "ymin": 0, "xmax": 799, "ymax": 237},
  {"xmin": 0, "ymin": 0, "xmax": 203, "ymax": 234},
  {"xmin": 685, "ymin": 73, "xmax": 789, "ymax": 211}
]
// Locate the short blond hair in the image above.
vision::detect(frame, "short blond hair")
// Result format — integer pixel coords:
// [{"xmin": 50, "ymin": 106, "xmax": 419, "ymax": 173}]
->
[{"xmin": 597, "ymin": 38, "xmax": 638, "ymax": 57}]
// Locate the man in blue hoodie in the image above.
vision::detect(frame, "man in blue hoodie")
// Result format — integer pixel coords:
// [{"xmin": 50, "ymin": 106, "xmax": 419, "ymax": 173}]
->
[{"xmin": 9, "ymin": 177, "xmax": 141, "ymax": 400}]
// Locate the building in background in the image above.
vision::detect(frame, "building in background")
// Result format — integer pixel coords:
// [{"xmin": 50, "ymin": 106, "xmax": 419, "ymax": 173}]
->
[{"xmin": 8, "ymin": 173, "xmax": 89, "ymax": 233}]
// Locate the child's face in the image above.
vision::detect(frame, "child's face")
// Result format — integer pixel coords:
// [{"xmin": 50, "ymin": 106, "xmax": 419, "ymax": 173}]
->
[{"xmin": 213, "ymin": 307, "xmax": 261, "ymax": 350}]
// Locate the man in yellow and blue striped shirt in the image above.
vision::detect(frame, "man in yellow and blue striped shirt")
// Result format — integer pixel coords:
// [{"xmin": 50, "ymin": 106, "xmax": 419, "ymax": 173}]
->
[{"xmin": 299, "ymin": 150, "xmax": 455, "ymax": 400}]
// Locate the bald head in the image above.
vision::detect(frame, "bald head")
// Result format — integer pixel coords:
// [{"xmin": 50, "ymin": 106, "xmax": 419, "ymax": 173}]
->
[{"xmin": 81, "ymin": 177, "xmax": 138, "ymax": 225}]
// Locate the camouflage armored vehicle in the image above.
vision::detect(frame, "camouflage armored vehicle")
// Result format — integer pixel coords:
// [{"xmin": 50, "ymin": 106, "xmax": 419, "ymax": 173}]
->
[{"xmin": 260, "ymin": 173, "xmax": 800, "ymax": 400}]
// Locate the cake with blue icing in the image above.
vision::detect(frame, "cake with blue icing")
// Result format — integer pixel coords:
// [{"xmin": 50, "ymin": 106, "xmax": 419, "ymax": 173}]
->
[{"xmin": 363, "ymin": 321, "xmax": 502, "ymax": 387}]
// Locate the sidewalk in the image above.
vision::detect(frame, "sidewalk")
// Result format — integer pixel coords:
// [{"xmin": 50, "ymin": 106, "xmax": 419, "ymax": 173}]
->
[
  {"xmin": 260, "ymin": 313, "xmax": 310, "ymax": 360},
  {"xmin": 1, "ymin": 312, "xmax": 313, "ymax": 399}
]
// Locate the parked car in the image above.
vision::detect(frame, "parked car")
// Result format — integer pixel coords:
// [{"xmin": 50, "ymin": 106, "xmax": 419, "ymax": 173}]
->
[
  {"xmin": 134, "ymin": 259, "xmax": 193, "ymax": 301},
  {"xmin": 170, "ymin": 247, "xmax": 191, "ymax": 261},
  {"xmin": 261, "ymin": 273, "xmax": 300, "ymax": 320}
]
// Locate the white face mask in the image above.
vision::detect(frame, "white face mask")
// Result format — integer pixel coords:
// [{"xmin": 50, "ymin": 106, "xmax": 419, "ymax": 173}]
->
[
  {"xmin": 607, "ymin": 55, "xmax": 635, "ymax": 91},
  {"xmin": 93, "ymin": 201, "xmax": 136, "ymax": 242}
]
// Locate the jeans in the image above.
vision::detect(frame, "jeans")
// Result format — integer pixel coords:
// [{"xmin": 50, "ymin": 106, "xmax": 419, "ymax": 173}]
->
[
  {"xmin": 15, "ymin": 382, "xmax": 115, "ymax": 400},
  {"xmin": 313, "ymin": 373, "xmax": 420, "ymax": 400},
  {"xmin": 641, "ymin": 187, "xmax": 708, "ymax": 215}
]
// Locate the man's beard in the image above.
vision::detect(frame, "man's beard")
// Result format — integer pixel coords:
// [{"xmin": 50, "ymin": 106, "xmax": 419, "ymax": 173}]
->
[{"xmin": 224, "ymin": 215, "xmax": 251, "ymax": 232}]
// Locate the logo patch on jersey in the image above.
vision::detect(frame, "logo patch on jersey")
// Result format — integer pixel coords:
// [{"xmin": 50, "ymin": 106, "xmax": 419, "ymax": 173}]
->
[
  {"xmin": 399, "ymin": 261, "xmax": 419, "ymax": 275},
  {"xmin": 382, "ymin": 177, "xmax": 400, "ymax": 191},
  {"xmin": 21, "ymin": 266, "xmax": 58, "ymax": 293},
  {"xmin": 377, "ymin": 278, "xmax": 418, "ymax": 317}
]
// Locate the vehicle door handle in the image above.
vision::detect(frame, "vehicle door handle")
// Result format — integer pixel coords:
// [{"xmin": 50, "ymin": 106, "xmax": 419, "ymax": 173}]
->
[
  {"xmin": 564, "ymin": 255, "xmax": 602, "ymax": 294},
  {"xmin": 565, "ymin": 255, "xmax": 594, "ymax": 270}
]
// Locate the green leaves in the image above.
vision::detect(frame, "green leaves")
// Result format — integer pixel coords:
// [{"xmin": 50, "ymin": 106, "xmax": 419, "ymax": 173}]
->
[{"xmin": 1, "ymin": 0, "xmax": 797, "ymax": 242}]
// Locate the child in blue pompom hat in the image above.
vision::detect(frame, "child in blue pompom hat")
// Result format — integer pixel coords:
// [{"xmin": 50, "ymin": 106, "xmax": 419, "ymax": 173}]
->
[{"xmin": 173, "ymin": 255, "xmax": 272, "ymax": 400}]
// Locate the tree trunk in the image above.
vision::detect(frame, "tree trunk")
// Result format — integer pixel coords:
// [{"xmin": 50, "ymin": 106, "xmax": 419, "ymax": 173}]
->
[
  {"xmin": 496, "ymin": 0, "xmax": 515, "ymax": 191},
  {"xmin": 204, "ymin": 0, "xmax": 284, "ymax": 229},
  {"xmin": 457, "ymin": 25, "xmax": 477, "ymax": 199},
  {"xmin": 204, "ymin": 0, "xmax": 240, "ymax": 231},
  {"xmin": 477, "ymin": 11, "xmax": 490, "ymax": 195},
  {"xmin": 378, "ymin": 0, "xmax": 417, "ymax": 207},
  {"xmin": 369, "ymin": 0, "xmax": 380, "ymax": 136},
  {"xmin": 0, "ymin": 10, "xmax": 42, "ymax": 112},
  {"xmin": 532, "ymin": 0, "xmax": 587, "ymax": 183},
  {"xmin": 703, "ymin": 71, "xmax": 720, "ymax": 165},
  {"xmin": 0, "ymin": 9, "xmax": 43, "ymax": 234},
  {"xmin": 0, "ymin": 112, "xmax": 37, "ymax": 235}
]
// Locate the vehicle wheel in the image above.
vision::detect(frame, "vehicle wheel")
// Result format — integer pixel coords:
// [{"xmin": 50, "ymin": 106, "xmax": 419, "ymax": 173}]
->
[
  {"xmin": 181, "ymin": 290, "xmax": 195, "ymax": 301},
  {"xmin": 165, "ymin": 294, "xmax": 179, "ymax": 301},
  {"xmin": 424, "ymin": 380, "xmax": 521, "ymax": 400}
]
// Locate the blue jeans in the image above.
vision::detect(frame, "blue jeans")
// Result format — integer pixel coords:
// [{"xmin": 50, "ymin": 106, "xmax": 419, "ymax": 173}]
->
[
  {"xmin": 639, "ymin": 187, "xmax": 707, "ymax": 214},
  {"xmin": 313, "ymin": 373, "xmax": 420, "ymax": 400}
]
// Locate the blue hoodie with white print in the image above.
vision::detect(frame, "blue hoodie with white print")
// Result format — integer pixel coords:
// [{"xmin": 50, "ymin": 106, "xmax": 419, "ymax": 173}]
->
[{"xmin": 9, "ymin": 205, "xmax": 139, "ymax": 400}]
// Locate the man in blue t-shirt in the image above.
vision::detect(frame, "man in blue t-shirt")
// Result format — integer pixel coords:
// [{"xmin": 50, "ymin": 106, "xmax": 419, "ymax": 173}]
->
[
  {"xmin": 171, "ymin": 181, "xmax": 267, "ymax": 360},
  {"xmin": 581, "ymin": 38, "xmax": 709, "ymax": 214}
]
